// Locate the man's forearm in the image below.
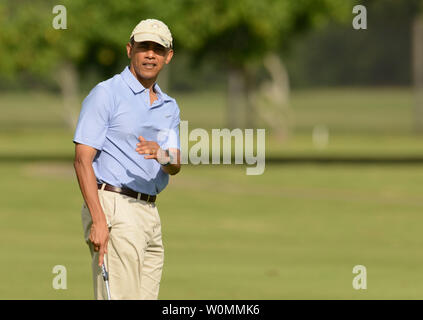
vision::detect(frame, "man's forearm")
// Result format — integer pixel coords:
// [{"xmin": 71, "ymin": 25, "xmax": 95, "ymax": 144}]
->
[
  {"xmin": 159, "ymin": 148, "xmax": 181, "ymax": 175},
  {"xmin": 161, "ymin": 163, "xmax": 181, "ymax": 175},
  {"xmin": 74, "ymin": 159, "xmax": 107, "ymax": 225}
]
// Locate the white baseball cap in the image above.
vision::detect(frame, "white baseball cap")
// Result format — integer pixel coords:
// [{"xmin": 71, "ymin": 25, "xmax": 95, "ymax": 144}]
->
[{"xmin": 130, "ymin": 19, "xmax": 173, "ymax": 49}]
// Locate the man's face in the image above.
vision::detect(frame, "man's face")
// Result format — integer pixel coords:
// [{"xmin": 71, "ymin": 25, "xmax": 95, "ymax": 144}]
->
[{"xmin": 126, "ymin": 41, "xmax": 173, "ymax": 82}]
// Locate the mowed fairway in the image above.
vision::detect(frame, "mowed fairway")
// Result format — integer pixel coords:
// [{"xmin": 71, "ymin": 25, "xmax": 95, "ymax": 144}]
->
[
  {"xmin": 1, "ymin": 87, "xmax": 423, "ymax": 299},
  {"xmin": 1, "ymin": 161, "xmax": 423, "ymax": 299}
]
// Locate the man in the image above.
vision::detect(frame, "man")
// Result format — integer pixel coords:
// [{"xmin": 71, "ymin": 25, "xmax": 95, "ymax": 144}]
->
[{"xmin": 73, "ymin": 19, "xmax": 181, "ymax": 300}]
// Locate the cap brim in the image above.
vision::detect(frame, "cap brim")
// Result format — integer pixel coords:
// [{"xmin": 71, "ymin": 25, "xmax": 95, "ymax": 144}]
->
[{"xmin": 132, "ymin": 33, "xmax": 171, "ymax": 48}]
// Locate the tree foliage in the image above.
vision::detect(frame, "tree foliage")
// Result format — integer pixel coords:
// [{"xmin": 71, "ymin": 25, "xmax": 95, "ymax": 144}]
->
[
  {"xmin": 0, "ymin": 0, "xmax": 159, "ymax": 80},
  {"xmin": 166, "ymin": 0, "xmax": 352, "ymax": 67},
  {"xmin": 0, "ymin": 0, "xmax": 353, "ymax": 79}
]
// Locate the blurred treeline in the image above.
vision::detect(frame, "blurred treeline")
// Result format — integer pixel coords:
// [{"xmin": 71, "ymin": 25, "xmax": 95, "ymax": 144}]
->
[
  {"xmin": 0, "ymin": 0, "xmax": 422, "ymax": 133},
  {"xmin": 0, "ymin": 0, "xmax": 419, "ymax": 92},
  {"xmin": 287, "ymin": 0, "xmax": 420, "ymax": 88}
]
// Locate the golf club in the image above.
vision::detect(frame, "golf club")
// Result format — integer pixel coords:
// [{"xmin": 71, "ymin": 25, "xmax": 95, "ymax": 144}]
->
[{"xmin": 101, "ymin": 263, "xmax": 111, "ymax": 300}]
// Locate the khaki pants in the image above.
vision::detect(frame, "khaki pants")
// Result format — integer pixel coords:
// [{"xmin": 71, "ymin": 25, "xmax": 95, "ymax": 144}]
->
[{"xmin": 81, "ymin": 186, "xmax": 164, "ymax": 300}]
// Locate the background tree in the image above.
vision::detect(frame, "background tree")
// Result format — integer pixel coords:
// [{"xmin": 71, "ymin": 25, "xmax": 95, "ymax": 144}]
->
[
  {"xmin": 0, "ymin": 0, "xmax": 353, "ymax": 134},
  {"xmin": 413, "ymin": 0, "xmax": 423, "ymax": 132},
  {"xmin": 0, "ymin": 0, "xmax": 160, "ymax": 129},
  {"xmin": 164, "ymin": 0, "xmax": 353, "ymax": 133}
]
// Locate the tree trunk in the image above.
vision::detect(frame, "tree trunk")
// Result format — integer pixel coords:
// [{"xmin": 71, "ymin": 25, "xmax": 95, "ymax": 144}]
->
[
  {"xmin": 248, "ymin": 52, "xmax": 292, "ymax": 141},
  {"xmin": 413, "ymin": 15, "xmax": 423, "ymax": 133},
  {"xmin": 227, "ymin": 66, "xmax": 247, "ymax": 129},
  {"xmin": 245, "ymin": 67, "xmax": 256, "ymax": 128},
  {"xmin": 57, "ymin": 61, "xmax": 79, "ymax": 130}
]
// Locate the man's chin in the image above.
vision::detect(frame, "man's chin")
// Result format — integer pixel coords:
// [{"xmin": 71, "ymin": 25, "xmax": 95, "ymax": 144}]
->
[{"xmin": 137, "ymin": 70, "xmax": 158, "ymax": 80}]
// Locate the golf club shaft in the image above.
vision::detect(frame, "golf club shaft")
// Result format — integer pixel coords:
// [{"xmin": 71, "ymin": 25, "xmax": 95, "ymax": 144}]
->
[{"xmin": 101, "ymin": 263, "xmax": 111, "ymax": 300}]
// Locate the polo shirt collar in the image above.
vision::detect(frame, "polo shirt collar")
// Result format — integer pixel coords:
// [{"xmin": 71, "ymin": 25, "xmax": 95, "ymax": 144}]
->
[
  {"xmin": 121, "ymin": 66, "xmax": 172, "ymax": 102},
  {"xmin": 154, "ymin": 83, "xmax": 163, "ymax": 95},
  {"xmin": 153, "ymin": 83, "xmax": 171, "ymax": 102},
  {"xmin": 121, "ymin": 66, "xmax": 146, "ymax": 94}
]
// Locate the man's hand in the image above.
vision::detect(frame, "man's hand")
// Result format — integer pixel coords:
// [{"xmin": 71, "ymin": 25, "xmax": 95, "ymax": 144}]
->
[
  {"xmin": 136, "ymin": 136, "xmax": 168, "ymax": 163},
  {"xmin": 89, "ymin": 221, "xmax": 109, "ymax": 266},
  {"xmin": 135, "ymin": 136, "xmax": 181, "ymax": 175}
]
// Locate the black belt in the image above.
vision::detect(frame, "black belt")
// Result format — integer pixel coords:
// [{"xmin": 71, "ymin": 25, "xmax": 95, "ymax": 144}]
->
[{"xmin": 98, "ymin": 183, "xmax": 156, "ymax": 203}]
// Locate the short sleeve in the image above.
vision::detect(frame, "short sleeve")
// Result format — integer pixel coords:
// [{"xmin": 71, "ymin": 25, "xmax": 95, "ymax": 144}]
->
[
  {"xmin": 162, "ymin": 105, "xmax": 180, "ymax": 150},
  {"xmin": 73, "ymin": 85, "xmax": 111, "ymax": 150}
]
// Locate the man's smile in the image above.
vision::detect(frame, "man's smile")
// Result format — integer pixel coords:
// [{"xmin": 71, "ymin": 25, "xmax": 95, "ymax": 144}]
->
[{"xmin": 142, "ymin": 62, "xmax": 157, "ymax": 69}]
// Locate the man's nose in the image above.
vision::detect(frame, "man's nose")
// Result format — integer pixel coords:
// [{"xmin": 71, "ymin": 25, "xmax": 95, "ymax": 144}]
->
[{"xmin": 146, "ymin": 48, "xmax": 155, "ymax": 58}]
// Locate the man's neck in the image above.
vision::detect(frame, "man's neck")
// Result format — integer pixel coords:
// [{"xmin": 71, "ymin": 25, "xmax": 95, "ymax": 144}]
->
[{"xmin": 129, "ymin": 66, "xmax": 156, "ymax": 92}]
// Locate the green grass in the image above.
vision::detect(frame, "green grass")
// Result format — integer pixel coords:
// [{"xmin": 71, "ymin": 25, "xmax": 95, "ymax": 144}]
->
[
  {"xmin": 289, "ymin": 87, "xmax": 414, "ymax": 134},
  {"xmin": 0, "ymin": 87, "xmax": 420, "ymax": 159},
  {"xmin": 1, "ymin": 87, "xmax": 423, "ymax": 299},
  {"xmin": 0, "ymin": 87, "xmax": 414, "ymax": 134},
  {"xmin": 1, "ymin": 162, "xmax": 423, "ymax": 299}
]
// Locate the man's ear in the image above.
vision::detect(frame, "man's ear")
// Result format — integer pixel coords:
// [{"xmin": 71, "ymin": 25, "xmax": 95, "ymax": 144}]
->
[
  {"xmin": 126, "ymin": 43, "xmax": 132, "ymax": 59},
  {"xmin": 165, "ymin": 49, "xmax": 174, "ymax": 64}
]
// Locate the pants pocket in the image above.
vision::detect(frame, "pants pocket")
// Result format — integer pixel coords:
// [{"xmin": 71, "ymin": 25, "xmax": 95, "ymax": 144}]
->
[
  {"xmin": 98, "ymin": 190, "xmax": 116, "ymax": 227},
  {"xmin": 80, "ymin": 191, "xmax": 117, "ymax": 243}
]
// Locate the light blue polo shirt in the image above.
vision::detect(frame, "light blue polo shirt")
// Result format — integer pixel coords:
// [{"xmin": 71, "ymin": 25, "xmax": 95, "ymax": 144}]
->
[{"xmin": 73, "ymin": 66, "xmax": 180, "ymax": 195}]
